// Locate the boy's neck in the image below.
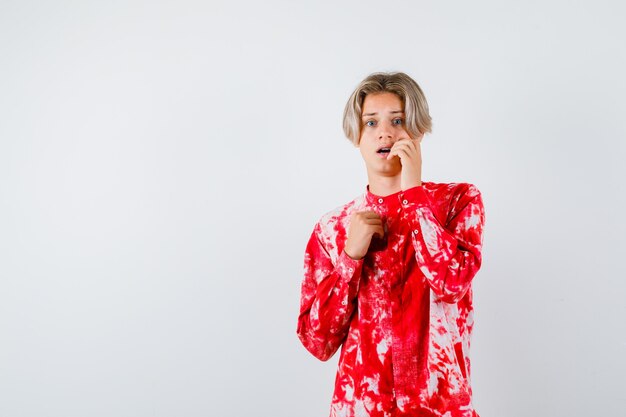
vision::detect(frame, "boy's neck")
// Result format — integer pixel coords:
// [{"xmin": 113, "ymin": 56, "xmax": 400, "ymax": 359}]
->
[{"xmin": 366, "ymin": 174, "xmax": 402, "ymax": 197}]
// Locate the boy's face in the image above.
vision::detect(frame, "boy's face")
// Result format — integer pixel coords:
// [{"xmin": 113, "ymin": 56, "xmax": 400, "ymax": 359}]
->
[{"xmin": 358, "ymin": 92, "xmax": 412, "ymax": 178}]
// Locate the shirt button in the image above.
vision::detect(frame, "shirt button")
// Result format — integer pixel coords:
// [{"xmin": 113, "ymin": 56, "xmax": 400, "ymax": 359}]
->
[
  {"xmin": 341, "ymin": 300, "xmax": 347, "ymax": 306},
  {"xmin": 378, "ymin": 198, "xmax": 384, "ymax": 204},
  {"xmin": 348, "ymin": 268, "xmax": 354, "ymax": 274},
  {"xmin": 413, "ymin": 229, "xmax": 419, "ymax": 235},
  {"xmin": 402, "ymin": 199, "xmax": 408, "ymax": 205}
]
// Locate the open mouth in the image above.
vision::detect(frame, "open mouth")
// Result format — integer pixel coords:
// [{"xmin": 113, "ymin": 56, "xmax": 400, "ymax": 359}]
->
[{"xmin": 377, "ymin": 147, "xmax": 391, "ymax": 154}]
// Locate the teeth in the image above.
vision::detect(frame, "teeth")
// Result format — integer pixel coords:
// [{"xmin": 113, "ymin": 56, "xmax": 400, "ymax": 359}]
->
[{"xmin": 378, "ymin": 148, "xmax": 391, "ymax": 153}]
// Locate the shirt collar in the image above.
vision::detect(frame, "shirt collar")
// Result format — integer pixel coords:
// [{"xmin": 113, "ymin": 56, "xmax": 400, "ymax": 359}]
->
[
  {"xmin": 364, "ymin": 181, "xmax": 430, "ymax": 208},
  {"xmin": 365, "ymin": 184, "xmax": 404, "ymax": 209}
]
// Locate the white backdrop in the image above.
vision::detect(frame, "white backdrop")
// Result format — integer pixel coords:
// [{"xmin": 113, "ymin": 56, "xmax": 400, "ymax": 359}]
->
[{"xmin": 1, "ymin": 1, "xmax": 625, "ymax": 416}]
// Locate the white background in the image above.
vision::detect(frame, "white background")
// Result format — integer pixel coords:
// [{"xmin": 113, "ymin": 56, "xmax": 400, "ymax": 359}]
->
[{"xmin": 1, "ymin": 1, "xmax": 625, "ymax": 416}]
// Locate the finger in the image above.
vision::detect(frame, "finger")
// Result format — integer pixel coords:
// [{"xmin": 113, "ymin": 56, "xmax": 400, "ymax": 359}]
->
[
  {"xmin": 391, "ymin": 142, "xmax": 413, "ymax": 154},
  {"xmin": 395, "ymin": 141, "xmax": 420, "ymax": 157},
  {"xmin": 387, "ymin": 144, "xmax": 406, "ymax": 160},
  {"xmin": 386, "ymin": 153, "xmax": 397, "ymax": 161},
  {"xmin": 357, "ymin": 211, "xmax": 382, "ymax": 219},
  {"xmin": 392, "ymin": 147, "xmax": 412, "ymax": 161},
  {"xmin": 359, "ymin": 215, "xmax": 382, "ymax": 224},
  {"xmin": 373, "ymin": 225, "xmax": 385, "ymax": 238},
  {"xmin": 390, "ymin": 145, "xmax": 410, "ymax": 156},
  {"xmin": 359, "ymin": 210, "xmax": 380, "ymax": 215},
  {"xmin": 393, "ymin": 141, "xmax": 414, "ymax": 151}
]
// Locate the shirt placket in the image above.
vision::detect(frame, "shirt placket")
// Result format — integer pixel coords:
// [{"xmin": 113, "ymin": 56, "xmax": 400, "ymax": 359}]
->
[
  {"xmin": 367, "ymin": 190, "xmax": 424, "ymax": 411},
  {"xmin": 388, "ymin": 191, "xmax": 423, "ymax": 410}
]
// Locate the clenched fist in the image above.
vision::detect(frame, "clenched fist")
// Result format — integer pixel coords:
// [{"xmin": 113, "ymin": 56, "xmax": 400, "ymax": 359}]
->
[{"xmin": 344, "ymin": 211, "xmax": 385, "ymax": 260}]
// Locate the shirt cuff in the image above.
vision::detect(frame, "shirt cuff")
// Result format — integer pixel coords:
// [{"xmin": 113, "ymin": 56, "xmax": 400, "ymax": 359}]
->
[{"xmin": 337, "ymin": 249, "xmax": 363, "ymax": 284}]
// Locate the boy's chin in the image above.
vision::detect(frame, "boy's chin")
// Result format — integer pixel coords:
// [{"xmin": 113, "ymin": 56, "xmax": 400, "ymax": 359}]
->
[{"xmin": 367, "ymin": 163, "xmax": 401, "ymax": 177}]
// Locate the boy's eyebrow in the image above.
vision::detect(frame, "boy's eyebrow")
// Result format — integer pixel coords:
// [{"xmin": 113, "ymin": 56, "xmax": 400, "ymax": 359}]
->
[{"xmin": 362, "ymin": 110, "xmax": 404, "ymax": 117}]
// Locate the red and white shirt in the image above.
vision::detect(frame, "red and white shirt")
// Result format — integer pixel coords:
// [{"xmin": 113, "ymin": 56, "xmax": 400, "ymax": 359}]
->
[{"xmin": 297, "ymin": 181, "xmax": 486, "ymax": 417}]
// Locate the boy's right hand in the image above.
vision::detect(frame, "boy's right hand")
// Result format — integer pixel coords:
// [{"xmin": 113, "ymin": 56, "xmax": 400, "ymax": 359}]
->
[{"xmin": 344, "ymin": 211, "xmax": 385, "ymax": 260}]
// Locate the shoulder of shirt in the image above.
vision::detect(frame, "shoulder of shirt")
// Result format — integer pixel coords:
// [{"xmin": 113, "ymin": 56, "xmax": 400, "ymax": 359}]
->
[
  {"xmin": 423, "ymin": 180, "xmax": 482, "ymax": 201},
  {"xmin": 424, "ymin": 180, "xmax": 483, "ymax": 226}
]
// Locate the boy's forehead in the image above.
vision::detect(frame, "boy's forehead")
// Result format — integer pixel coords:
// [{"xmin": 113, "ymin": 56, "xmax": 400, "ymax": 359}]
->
[
  {"xmin": 363, "ymin": 92, "xmax": 403, "ymax": 111},
  {"xmin": 362, "ymin": 92, "xmax": 404, "ymax": 113}
]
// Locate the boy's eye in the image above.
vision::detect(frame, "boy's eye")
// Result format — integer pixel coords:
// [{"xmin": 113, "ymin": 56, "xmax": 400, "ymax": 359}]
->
[{"xmin": 392, "ymin": 118, "xmax": 404, "ymax": 125}]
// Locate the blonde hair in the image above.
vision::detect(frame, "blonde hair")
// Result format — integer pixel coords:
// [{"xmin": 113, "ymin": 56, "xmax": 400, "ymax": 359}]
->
[{"xmin": 342, "ymin": 72, "xmax": 432, "ymax": 146}]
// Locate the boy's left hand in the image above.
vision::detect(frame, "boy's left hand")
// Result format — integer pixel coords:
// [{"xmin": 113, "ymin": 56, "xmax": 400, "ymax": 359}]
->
[{"xmin": 387, "ymin": 136, "xmax": 423, "ymax": 190}]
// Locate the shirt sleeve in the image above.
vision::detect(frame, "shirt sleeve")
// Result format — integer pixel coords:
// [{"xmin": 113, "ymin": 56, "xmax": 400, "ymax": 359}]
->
[
  {"xmin": 296, "ymin": 222, "xmax": 363, "ymax": 361},
  {"xmin": 402, "ymin": 184, "xmax": 486, "ymax": 304}
]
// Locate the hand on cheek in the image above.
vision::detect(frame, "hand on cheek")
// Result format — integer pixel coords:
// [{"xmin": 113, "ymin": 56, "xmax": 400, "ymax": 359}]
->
[{"xmin": 387, "ymin": 137, "xmax": 423, "ymax": 190}]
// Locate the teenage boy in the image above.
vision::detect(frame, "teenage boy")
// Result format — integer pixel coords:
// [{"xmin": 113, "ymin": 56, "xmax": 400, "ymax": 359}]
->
[{"xmin": 296, "ymin": 72, "xmax": 486, "ymax": 417}]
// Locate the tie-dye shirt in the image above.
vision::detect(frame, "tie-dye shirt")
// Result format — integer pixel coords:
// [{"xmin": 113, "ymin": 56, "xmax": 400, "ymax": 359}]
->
[{"xmin": 297, "ymin": 181, "xmax": 486, "ymax": 417}]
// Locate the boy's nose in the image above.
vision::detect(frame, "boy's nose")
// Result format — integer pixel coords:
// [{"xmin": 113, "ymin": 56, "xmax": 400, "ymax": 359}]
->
[
  {"xmin": 377, "ymin": 124, "xmax": 394, "ymax": 140},
  {"xmin": 378, "ymin": 123, "xmax": 394, "ymax": 139},
  {"xmin": 378, "ymin": 133, "xmax": 395, "ymax": 142}
]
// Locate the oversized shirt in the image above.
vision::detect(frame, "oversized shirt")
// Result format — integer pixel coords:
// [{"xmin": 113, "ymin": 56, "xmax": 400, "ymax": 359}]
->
[{"xmin": 296, "ymin": 181, "xmax": 486, "ymax": 417}]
